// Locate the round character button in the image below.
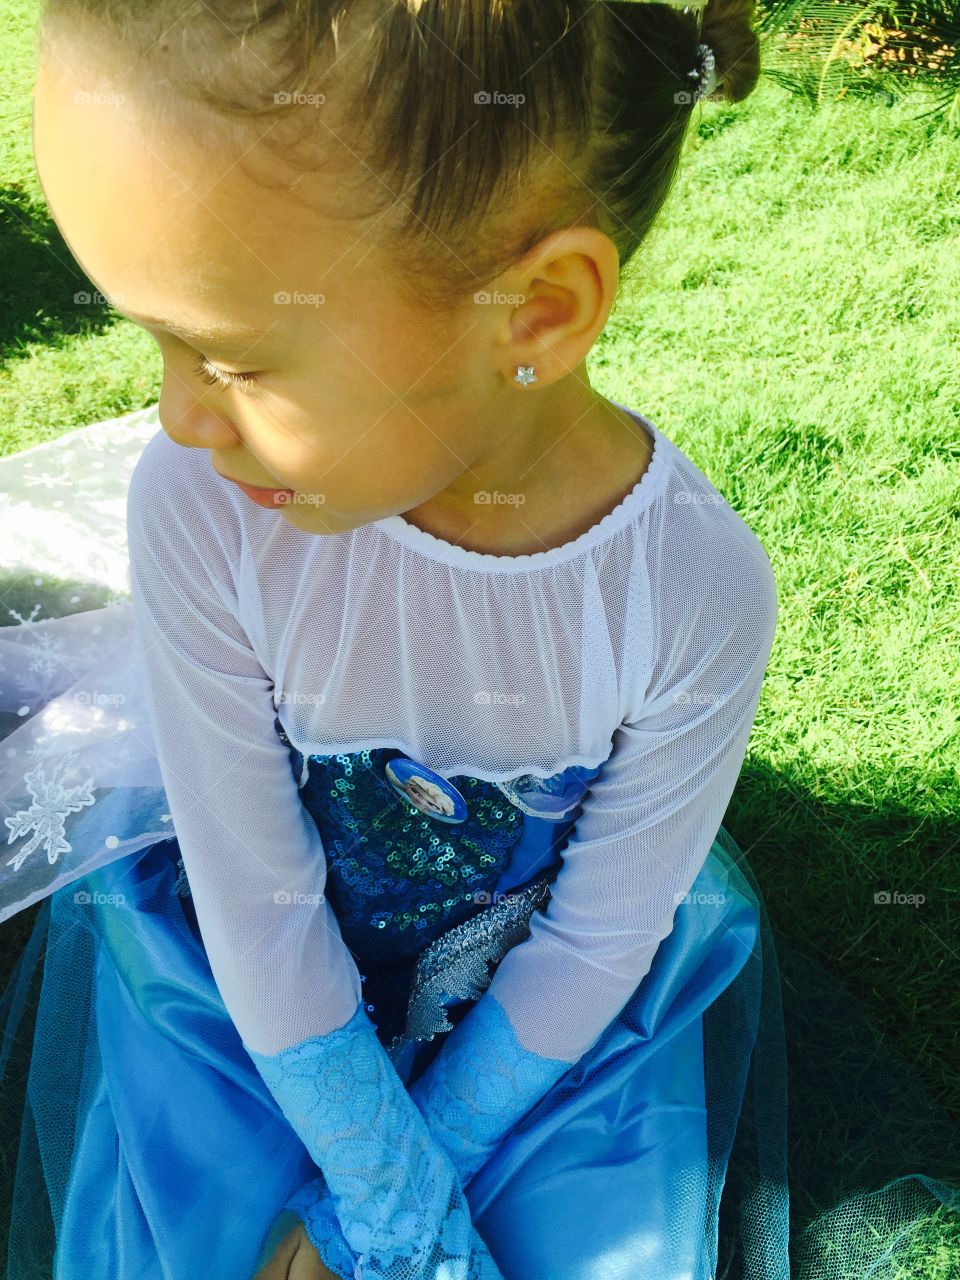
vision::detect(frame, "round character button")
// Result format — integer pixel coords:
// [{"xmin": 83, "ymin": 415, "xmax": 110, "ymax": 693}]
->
[{"xmin": 384, "ymin": 756, "xmax": 469, "ymax": 824}]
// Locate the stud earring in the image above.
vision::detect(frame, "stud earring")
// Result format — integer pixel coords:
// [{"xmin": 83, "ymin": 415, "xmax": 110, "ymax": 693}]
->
[{"xmin": 514, "ymin": 365, "xmax": 538, "ymax": 387}]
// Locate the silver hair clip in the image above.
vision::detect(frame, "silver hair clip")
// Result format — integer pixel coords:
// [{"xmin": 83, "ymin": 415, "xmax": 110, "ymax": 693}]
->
[
  {"xmin": 690, "ymin": 42, "xmax": 720, "ymax": 101},
  {"xmin": 622, "ymin": 1, "xmax": 722, "ymax": 102}
]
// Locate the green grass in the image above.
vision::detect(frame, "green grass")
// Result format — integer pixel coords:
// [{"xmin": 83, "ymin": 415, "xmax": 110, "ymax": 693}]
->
[{"xmin": 2, "ymin": 0, "xmax": 959, "ymax": 1275}]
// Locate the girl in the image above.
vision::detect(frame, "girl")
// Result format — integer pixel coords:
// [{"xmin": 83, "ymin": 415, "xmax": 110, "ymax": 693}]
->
[{"xmin": 1, "ymin": 1, "xmax": 948, "ymax": 1278}]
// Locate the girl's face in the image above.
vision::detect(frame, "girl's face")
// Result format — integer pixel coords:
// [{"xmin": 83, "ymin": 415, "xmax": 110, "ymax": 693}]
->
[{"xmin": 31, "ymin": 52, "xmax": 519, "ymax": 536}]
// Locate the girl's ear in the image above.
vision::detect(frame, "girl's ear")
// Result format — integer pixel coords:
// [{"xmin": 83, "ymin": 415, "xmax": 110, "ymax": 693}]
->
[{"xmin": 495, "ymin": 226, "xmax": 621, "ymax": 389}]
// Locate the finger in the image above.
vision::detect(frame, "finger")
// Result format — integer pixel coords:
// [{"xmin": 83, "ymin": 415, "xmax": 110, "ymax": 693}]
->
[
  {"xmin": 289, "ymin": 1234, "xmax": 340, "ymax": 1280},
  {"xmin": 252, "ymin": 1223, "xmax": 301, "ymax": 1279}
]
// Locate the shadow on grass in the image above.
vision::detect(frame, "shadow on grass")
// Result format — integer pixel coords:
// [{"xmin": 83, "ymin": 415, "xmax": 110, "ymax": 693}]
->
[
  {"xmin": 0, "ymin": 185, "xmax": 120, "ymax": 366},
  {"xmin": 725, "ymin": 757, "xmax": 960, "ymax": 1119}
]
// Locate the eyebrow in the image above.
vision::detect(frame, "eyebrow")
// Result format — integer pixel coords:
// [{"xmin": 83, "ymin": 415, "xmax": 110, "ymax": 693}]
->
[{"xmin": 113, "ymin": 308, "xmax": 276, "ymax": 350}]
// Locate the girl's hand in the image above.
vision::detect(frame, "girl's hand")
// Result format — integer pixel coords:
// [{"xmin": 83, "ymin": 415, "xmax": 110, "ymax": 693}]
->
[{"xmin": 253, "ymin": 1216, "xmax": 342, "ymax": 1280}]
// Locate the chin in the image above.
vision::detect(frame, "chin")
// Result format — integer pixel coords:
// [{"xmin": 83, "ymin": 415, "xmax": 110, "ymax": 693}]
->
[{"xmin": 279, "ymin": 502, "xmax": 365, "ymax": 534}]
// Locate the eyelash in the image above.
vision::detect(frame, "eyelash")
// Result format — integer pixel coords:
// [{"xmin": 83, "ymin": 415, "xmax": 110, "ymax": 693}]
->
[{"xmin": 192, "ymin": 354, "xmax": 260, "ymax": 395}]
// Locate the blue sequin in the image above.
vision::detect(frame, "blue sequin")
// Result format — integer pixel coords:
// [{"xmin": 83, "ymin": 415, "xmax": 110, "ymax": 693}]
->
[{"xmin": 272, "ymin": 722, "xmax": 525, "ymax": 972}]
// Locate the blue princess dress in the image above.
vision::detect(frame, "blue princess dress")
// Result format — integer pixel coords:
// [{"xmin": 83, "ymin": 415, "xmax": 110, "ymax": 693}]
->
[{"xmin": 0, "ymin": 405, "xmax": 956, "ymax": 1280}]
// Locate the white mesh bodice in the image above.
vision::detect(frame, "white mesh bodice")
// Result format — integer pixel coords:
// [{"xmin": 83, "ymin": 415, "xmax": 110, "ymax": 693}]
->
[{"xmin": 125, "ymin": 404, "xmax": 777, "ymax": 1060}]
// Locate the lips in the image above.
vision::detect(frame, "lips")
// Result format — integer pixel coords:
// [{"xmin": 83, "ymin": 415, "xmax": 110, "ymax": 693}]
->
[
  {"xmin": 234, "ymin": 480, "xmax": 293, "ymax": 499},
  {"xmin": 231, "ymin": 479, "xmax": 296, "ymax": 509},
  {"xmin": 210, "ymin": 462, "xmax": 295, "ymax": 507}
]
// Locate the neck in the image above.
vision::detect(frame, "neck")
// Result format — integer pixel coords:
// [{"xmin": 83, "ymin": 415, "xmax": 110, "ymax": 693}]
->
[{"xmin": 398, "ymin": 367, "xmax": 654, "ymax": 557}]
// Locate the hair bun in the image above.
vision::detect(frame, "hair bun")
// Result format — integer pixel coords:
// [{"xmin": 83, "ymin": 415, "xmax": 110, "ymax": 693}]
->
[{"xmin": 701, "ymin": 0, "xmax": 761, "ymax": 103}]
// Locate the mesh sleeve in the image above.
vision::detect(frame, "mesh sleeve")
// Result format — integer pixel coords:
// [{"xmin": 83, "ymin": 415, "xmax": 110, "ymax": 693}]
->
[
  {"xmin": 407, "ymin": 537, "xmax": 778, "ymax": 1186},
  {"xmin": 125, "ymin": 443, "xmax": 503, "ymax": 1278},
  {"xmin": 125, "ymin": 440, "xmax": 362, "ymax": 1051}
]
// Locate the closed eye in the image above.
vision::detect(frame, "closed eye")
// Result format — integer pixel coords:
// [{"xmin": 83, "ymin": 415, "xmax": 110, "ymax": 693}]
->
[{"xmin": 192, "ymin": 353, "xmax": 260, "ymax": 395}]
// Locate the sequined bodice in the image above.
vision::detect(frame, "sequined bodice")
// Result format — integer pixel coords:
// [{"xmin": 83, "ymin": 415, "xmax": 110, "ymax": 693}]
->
[
  {"xmin": 293, "ymin": 744, "xmax": 524, "ymax": 969},
  {"xmin": 268, "ymin": 717, "xmax": 600, "ymax": 1054}
]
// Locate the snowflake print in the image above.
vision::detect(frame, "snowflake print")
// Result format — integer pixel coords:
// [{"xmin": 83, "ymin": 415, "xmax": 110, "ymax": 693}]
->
[
  {"xmin": 3, "ymin": 605, "xmax": 67, "ymax": 681},
  {"xmin": 5, "ymin": 755, "xmax": 96, "ymax": 870},
  {"xmin": 7, "ymin": 604, "xmax": 43, "ymax": 625},
  {"xmin": 27, "ymin": 632, "xmax": 67, "ymax": 681},
  {"xmin": 23, "ymin": 469, "xmax": 71, "ymax": 490}
]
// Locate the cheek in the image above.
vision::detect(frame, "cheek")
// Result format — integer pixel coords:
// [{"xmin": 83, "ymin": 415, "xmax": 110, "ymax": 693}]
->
[
  {"xmin": 321, "ymin": 304, "xmax": 477, "ymax": 410},
  {"xmin": 256, "ymin": 381, "xmax": 472, "ymax": 476},
  {"xmin": 282, "ymin": 410, "xmax": 469, "ymax": 518},
  {"xmin": 322, "ymin": 408, "xmax": 467, "ymax": 490}
]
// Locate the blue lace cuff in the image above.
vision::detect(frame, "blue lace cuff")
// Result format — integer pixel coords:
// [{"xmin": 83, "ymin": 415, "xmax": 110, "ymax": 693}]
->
[
  {"xmin": 282, "ymin": 1176, "xmax": 358, "ymax": 1280},
  {"xmin": 244, "ymin": 1000, "xmax": 505, "ymax": 1279},
  {"xmin": 408, "ymin": 993, "xmax": 574, "ymax": 1188}
]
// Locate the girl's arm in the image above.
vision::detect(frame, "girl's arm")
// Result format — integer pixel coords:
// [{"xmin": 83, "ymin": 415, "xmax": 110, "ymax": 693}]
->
[
  {"xmin": 126, "ymin": 436, "xmax": 503, "ymax": 1280},
  {"xmin": 408, "ymin": 525, "xmax": 779, "ymax": 1188}
]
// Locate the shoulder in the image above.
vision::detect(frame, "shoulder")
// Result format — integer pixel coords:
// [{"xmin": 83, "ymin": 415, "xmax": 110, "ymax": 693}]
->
[
  {"xmin": 650, "ymin": 434, "xmax": 778, "ymax": 633},
  {"xmin": 622, "ymin": 433, "xmax": 778, "ymax": 720}
]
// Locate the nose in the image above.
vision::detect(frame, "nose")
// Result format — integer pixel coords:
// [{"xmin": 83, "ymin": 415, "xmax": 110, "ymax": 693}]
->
[{"xmin": 158, "ymin": 379, "xmax": 242, "ymax": 451}]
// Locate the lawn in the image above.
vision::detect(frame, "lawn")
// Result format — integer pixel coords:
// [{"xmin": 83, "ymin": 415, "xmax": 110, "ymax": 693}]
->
[{"xmin": 1, "ymin": 0, "xmax": 959, "ymax": 1274}]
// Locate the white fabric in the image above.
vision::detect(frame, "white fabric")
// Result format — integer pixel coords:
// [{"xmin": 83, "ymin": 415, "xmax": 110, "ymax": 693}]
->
[
  {"xmin": 120, "ymin": 403, "xmax": 777, "ymax": 1060},
  {"xmin": 0, "ymin": 404, "xmax": 160, "ymax": 594},
  {"xmin": 0, "ymin": 408, "xmax": 173, "ymax": 921}
]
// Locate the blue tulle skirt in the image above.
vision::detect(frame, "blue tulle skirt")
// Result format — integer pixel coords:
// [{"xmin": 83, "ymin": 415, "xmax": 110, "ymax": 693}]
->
[{"xmin": 0, "ymin": 825, "xmax": 787, "ymax": 1280}]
